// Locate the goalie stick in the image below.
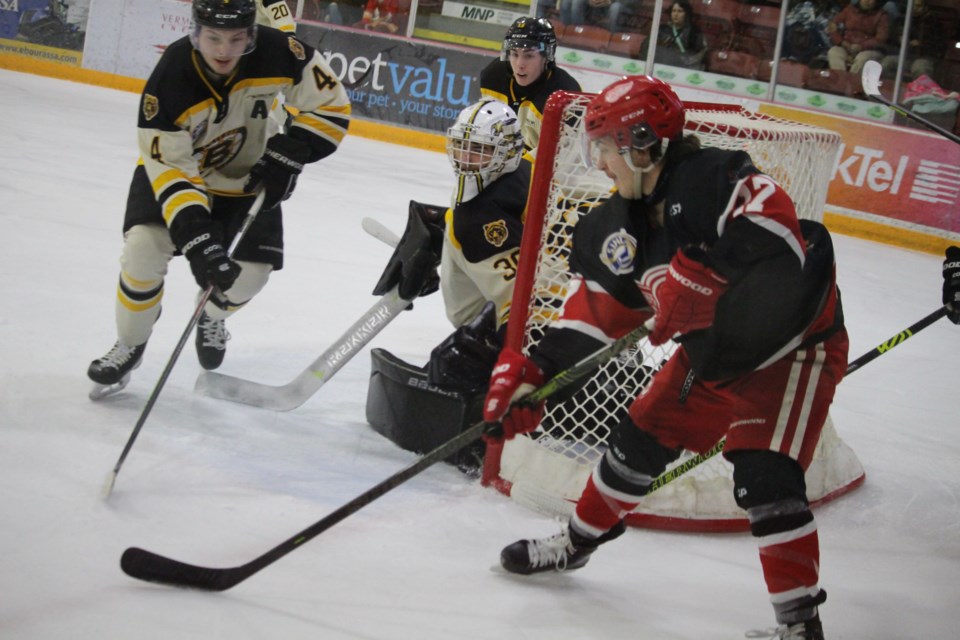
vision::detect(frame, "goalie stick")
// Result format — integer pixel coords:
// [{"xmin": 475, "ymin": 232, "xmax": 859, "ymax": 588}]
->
[
  {"xmin": 120, "ymin": 323, "xmax": 653, "ymax": 591},
  {"xmin": 194, "ymin": 287, "xmax": 410, "ymax": 410},
  {"xmin": 193, "ymin": 218, "xmax": 405, "ymax": 410},
  {"xmin": 103, "ymin": 191, "xmax": 266, "ymax": 499},
  {"xmin": 119, "ymin": 307, "xmax": 949, "ymax": 590},
  {"xmin": 861, "ymin": 60, "xmax": 960, "ymax": 146}
]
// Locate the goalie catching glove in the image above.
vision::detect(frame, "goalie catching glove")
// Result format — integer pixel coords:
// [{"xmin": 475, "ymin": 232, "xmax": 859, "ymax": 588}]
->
[
  {"xmin": 373, "ymin": 201, "xmax": 445, "ymax": 300},
  {"xmin": 172, "ymin": 219, "xmax": 241, "ymax": 292},
  {"xmin": 640, "ymin": 247, "xmax": 728, "ymax": 346},
  {"xmin": 245, "ymin": 135, "xmax": 311, "ymax": 211},
  {"xmin": 944, "ymin": 246, "xmax": 960, "ymax": 325},
  {"xmin": 482, "ymin": 348, "xmax": 545, "ymax": 444}
]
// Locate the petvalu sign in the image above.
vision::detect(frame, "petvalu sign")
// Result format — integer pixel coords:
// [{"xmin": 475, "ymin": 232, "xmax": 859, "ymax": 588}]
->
[{"xmin": 298, "ymin": 23, "xmax": 489, "ymax": 133}]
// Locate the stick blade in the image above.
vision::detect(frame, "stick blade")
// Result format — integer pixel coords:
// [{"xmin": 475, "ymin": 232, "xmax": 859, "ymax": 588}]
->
[
  {"xmin": 193, "ymin": 371, "xmax": 307, "ymax": 412},
  {"xmin": 861, "ymin": 60, "xmax": 882, "ymax": 97},
  {"xmin": 121, "ymin": 547, "xmax": 245, "ymax": 591}
]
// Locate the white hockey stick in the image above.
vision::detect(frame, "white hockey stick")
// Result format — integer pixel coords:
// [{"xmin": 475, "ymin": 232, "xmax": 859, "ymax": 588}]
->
[
  {"xmin": 361, "ymin": 216, "xmax": 401, "ymax": 248},
  {"xmin": 194, "ymin": 286, "xmax": 411, "ymax": 410},
  {"xmin": 861, "ymin": 61, "xmax": 960, "ymax": 145},
  {"xmin": 192, "ymin": 218, "xmax": 407, "ymax": 411}
]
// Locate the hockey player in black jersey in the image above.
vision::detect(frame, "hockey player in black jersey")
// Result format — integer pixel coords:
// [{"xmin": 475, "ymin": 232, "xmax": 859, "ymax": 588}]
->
[
  {"xmin": 87, "ymin": 0, "xmax": 350, "ymax": 399},
  {"xmin": 944, "ymin": 246, "xmax": 960, "ymax": 324},
  {"xmin": 480, "ymin": 17, "xmax": 581, "ymax": 156},
  {"xmin": 483, "ymin": 77, "xmax": 847, "ymax": 639},
  {"xmin": 366, "ymin": 99, "xmax": 531, "ymax": 472}
]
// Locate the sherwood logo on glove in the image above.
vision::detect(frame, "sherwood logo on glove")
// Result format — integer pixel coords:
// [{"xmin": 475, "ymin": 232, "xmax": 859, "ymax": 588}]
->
[
  {"xmin": 668, "ymin": 263, "xmax": 715, "ymax": 295},
  {"xmin": 182, "ymin": 233, "xmax": 211, "ymax": 253}
]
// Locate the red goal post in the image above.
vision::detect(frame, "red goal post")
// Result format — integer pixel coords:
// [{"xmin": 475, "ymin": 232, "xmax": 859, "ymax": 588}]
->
[{"xmin": 481, "ymin": 90, "xmax": 865, "ymax": 532}]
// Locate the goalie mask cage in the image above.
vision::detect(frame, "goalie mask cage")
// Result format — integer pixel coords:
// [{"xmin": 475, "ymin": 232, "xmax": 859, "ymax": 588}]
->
[{"xmin": 481, "ymin": 91, "xmax": 865, "ymax": 533}]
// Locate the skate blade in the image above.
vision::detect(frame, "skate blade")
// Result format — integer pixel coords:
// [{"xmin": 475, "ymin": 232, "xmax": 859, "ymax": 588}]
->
[{"xmin": 88, "ymin": 375, "xmax": 131, "ymax": 401}]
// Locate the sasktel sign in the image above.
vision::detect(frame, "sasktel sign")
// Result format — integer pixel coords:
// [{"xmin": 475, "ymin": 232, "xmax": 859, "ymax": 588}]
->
[{"xmin": 763, "ymin": 105, "xmax": 959, "ymax": 237}]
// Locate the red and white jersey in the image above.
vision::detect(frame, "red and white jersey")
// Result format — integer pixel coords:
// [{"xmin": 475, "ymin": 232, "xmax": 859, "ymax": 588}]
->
[{"xmin": 530, "ymin": 147, "xmax": 843, "ymax": 382}]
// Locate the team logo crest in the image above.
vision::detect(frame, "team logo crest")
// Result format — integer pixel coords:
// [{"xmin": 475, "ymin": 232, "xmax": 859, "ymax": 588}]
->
[
  {"xmin": 287, "ymin": 37, "xmax": 305, "ymax": 60},
  {"xmin": 483, "ymin": 220, "xmax": 509, "ymax": 247},
  {"xmin": 599, "ymin": 228, "xmax": 637, "ymax": 275},
  {"xmin": 142, "ymin": 94, "xmax": 159, "ymax": 121}
]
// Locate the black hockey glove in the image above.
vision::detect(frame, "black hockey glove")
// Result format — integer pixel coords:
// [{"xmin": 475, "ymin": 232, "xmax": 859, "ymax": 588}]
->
[
  {"xmin": 372, "ymin": 200, "xmax": 445, "ymax": 300},
  {"xmin": 245, "ymin": 135, "xmax": 312, "ymax": 211},
  {"xmin": 174, "ymin": 221, "xmax": 242, "ymax": 292},
  {"xmin": 427, "ymin": 301, "xmax": 502, "ymax": 392},
  {"xmin": 944, "ymin": 245, "xmax": 960, "ymax": 324}
]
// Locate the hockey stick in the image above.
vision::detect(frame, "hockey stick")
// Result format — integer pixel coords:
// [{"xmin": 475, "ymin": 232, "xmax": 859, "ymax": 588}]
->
[
  {"xmin": 193, "ymin": 287, "xmax": 411, "ymax": 410},
  {"xmin": 361, "ymin": 216, "xmax": 401, "ymax": 247},
  {"xmin": 120, "ymin": 323, "xmax": 652, "ymax": 591},
  {"xmin": 646, "ymin": 305, "xmax": 952, "ymax": 492},
  {"xmin": 861, "ymin": 61, "xmax": 960, "ymax": 145},
  {"xmin": 192, "ymin": 218, "xmax": 405, "ymax": 410},
  {"xmin": 103, "ymin": 191, "xmax": 266, "ymax": 499}
]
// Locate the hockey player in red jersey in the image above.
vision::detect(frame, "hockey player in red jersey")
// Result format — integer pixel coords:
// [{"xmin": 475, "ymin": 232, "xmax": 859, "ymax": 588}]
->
[
  {"xmin": 87, "ymin": 0, "xmax": 350, "ymax": 398},
  {"xmin": 483, "ymin": 76, "xmax": 847, "ymax": 640},
  {"xmin": 480, "ymin": 17, "xmax": 580, "ymax": 156}
]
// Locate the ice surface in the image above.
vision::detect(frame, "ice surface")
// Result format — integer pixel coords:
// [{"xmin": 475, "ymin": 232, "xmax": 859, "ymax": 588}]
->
[{"xmin": 1, "ymin": 69, "xmax": 958, "ymax": 639}]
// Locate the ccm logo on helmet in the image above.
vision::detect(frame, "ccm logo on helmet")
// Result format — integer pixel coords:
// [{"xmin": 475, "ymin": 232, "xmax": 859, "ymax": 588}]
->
[
  {"xmin": 620, "ymin": 109, "xmax": 644, "ymax": 123},
  {"xmin": 668, "ymin": 263, "xmax": 714, "ymax": 295}
]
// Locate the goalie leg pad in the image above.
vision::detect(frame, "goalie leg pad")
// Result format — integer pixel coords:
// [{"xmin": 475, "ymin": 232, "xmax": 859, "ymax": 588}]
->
[{"xmin": 366, "ymin": 348, "xmax": 485, "ymax": 474}]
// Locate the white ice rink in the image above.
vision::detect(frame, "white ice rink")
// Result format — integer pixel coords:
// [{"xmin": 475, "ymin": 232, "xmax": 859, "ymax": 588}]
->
[{"xmin": 1, "ymin": 69, "xmax": 958, "ymax": 639}]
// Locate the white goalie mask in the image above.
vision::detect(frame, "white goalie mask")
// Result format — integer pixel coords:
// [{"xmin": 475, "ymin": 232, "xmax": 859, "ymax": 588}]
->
[{"xmin": 446, "ymin": 99, "xmax": 524, "ymax": 204}]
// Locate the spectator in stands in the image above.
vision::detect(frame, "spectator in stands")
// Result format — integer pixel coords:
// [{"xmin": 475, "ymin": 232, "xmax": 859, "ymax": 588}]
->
[
  {"xmin": 826, "ymin": 0, "xmax": 889, "ymax": 75},
  {"xmin": 560, "ymin": 0, "xmax": 633, "ymax": 33},
  {"xmin": 306, "ymin": 0, "xmax": 345, "ymax": 25},
  {"xmin": 879, "ymin": 0, "xmax": 948, "ymax": 81},
  {"xmin": 358, "ymin": 0, "xmax": 400, "ymax": 33},
  {"xmin": 783, "ymin": 0, "xmax": 841, "ymax": 67},
  {"xmin": 642, "ymin": 0, "xmax": 706, "ymax": 69}
]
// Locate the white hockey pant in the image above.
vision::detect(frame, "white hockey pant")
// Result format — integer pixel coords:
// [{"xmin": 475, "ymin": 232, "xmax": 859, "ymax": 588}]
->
[{"xmin": 115, "ymin": 224, "xmax": 272, "ymax": 346}]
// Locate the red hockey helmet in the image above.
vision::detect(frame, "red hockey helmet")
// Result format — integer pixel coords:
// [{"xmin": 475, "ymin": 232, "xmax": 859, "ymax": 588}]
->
[{"xmin": 584, "ymin": 76, "xmax": 685, "ymax": 152}]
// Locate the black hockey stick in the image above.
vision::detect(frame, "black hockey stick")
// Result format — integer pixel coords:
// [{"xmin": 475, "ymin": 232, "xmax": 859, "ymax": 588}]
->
[
  {"xmin": 120, "ymin": 323, "xmax": 652, "ymax": 591},
  {"xmin": 860, "ymin": 61, "xmax": 960, "ymax": 146},
  {"xmin": 844, "ymin": 305, "xmax": 948, "ymax": 375},
  {"xmin": 103, "ymin": 191, "xmax": 266, "ymax": 499}
]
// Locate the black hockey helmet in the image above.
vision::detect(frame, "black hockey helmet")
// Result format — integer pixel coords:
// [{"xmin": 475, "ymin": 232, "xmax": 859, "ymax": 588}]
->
[
  {"xmin": 190, "ymin": 0, "xmax": 258, "ymax": 55},
  {"xmin": 192, "ymin": 0, "xmax": 257, "ymax": 29},
  {"xmin": 500, "ymin": 17, "xmax": 557, "ymax": 62}
]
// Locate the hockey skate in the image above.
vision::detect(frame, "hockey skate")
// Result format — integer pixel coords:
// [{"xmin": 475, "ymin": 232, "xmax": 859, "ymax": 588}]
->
[
  {"xmin": 500, "ymin": 520, "xmax": 625, "ymax": 575},
  {"xmin": 745, "ymin": 616, "xmax": 825, "ymax": 639},
  {"xmin": 88, "ymin": 341, "xmax": 146, "ymax": 400},
  {"xmin": 196, "ymin": 312, "xmax": 230, "ymax": 370}
]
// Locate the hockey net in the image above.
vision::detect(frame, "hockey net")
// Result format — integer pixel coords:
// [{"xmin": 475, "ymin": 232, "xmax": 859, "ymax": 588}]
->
[{"xmin": 480, "ymin": 91, "xmax": 865, "ymax": 532}]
